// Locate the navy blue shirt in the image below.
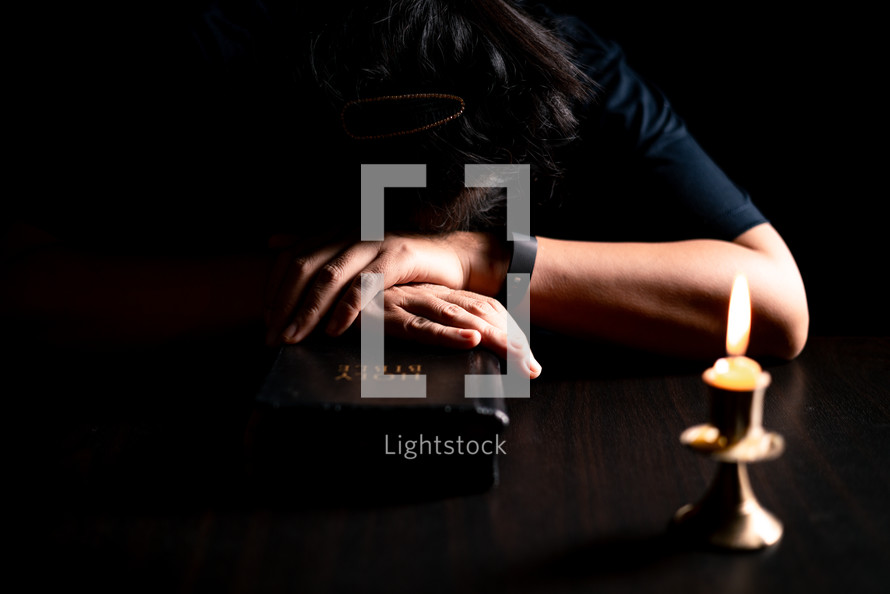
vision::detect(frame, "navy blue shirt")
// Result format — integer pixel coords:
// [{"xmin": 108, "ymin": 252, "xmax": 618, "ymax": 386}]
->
[{"xmin": 530, "ymin": 7, "xmax": 767, "ymax": 242}]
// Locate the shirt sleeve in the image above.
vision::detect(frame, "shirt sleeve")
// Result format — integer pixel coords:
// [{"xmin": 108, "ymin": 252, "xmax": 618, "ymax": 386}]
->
[{"xmin": 534, "ymin": 10, "xmax": 768, "ymax": 243}]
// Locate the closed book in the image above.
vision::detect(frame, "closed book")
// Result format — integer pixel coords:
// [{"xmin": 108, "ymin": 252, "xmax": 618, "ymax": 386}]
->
[{"xmin": 246, "ymin": 331, "xmax": 509, "ymax": 502}]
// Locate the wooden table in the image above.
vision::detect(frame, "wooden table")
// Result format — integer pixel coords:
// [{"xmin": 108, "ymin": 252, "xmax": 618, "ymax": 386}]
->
[{"xmin": 12, "ymin": 335, "xmax": 890, "ymax": 593}]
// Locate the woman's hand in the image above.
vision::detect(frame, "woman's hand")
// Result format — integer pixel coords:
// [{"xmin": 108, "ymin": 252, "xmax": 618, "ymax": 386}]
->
[
  {"xmin": 263, "ymin": 231, "xmax": 509, "ymax": 347},
  {"xmin": 380, "ymin": 283, "xmax": 542, "ymax": 379}
]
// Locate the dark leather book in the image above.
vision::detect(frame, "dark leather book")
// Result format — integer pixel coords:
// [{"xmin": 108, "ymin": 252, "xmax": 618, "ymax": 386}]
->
[{"xmin": 245, "ymin": 331, "xmax": 510, "ymax": 503}]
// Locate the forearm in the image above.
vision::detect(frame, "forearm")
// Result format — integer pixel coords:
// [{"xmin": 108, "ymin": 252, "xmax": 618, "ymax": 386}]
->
[
  {"xmin": 2, "ymin": 243, "xmax": 273, "ymax": 348},
  {"xmin": 528, "ymin": 225, "xmax": 808, "ymax": 360}
]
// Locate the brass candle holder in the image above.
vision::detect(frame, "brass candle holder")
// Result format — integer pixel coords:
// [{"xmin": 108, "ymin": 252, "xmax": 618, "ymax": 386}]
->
[{"xmin": 672, "ymin": 369, "xmax": 785, "ymax": 550}]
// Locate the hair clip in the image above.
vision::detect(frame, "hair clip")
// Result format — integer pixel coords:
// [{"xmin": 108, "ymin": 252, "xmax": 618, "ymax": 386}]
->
[{"xmin": 341, "ymin": 93, "xmax": 465, "ymax": 140}]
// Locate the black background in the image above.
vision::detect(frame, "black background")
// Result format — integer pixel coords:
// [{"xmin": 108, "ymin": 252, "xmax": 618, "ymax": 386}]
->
[
  {"xmin": 7, "ymin": 7, "xmax": 888, "ymax": 590},
  {"xmin": 10, "ymin": 2, "xmax": 887, "ymax": 337}
]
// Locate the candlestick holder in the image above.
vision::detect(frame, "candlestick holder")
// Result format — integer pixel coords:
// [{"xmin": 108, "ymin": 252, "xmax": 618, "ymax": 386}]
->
[{"xmin": 672, "ymin": 370, "xmax": 785, "ymax": 550}]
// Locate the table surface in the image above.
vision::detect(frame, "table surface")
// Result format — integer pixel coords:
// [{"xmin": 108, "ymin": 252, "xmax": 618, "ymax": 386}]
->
[{"xmin": 12, "ymin": 335, "xmax": 890, "ymax": 593}]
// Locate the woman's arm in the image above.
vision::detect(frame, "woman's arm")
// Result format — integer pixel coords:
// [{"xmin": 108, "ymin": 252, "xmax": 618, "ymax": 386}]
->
[
  {"xmin": 0, "ymin": 221, "xmax": 543, "ymax": 377},
  {"xmin": 265, "ymin": 222, "xmax": 808, "ymax": 362},
  {"xmin": 527, "ymin": 223, "xmax": 809, "ymax": 360}
]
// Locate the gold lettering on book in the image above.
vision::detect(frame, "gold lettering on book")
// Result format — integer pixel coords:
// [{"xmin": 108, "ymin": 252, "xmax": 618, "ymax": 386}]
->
[
  {"xmin": 334, "ymin": 363, "xmax": 423, "ymax": 381},
  {"xmin": 334, "ymin": 364, "xmax": 352, "ymax": 381}
]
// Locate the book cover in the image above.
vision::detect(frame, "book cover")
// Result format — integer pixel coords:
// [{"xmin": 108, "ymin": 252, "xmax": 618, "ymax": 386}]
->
[{"xmin": 245, "ymin": 331, "xmax": 510, "ymax": 502}]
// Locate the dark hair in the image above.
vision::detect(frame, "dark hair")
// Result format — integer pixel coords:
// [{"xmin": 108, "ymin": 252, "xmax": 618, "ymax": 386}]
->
[{"xmin": 300, "ymin": 0, "xmax": 594, "ymax": 232}]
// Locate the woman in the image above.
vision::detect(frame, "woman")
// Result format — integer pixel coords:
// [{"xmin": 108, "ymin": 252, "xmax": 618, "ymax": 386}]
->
[
  {"xmin": 261, "ymin": 1, "xmax": 808, "ymax": 373},
  {"xmin": 3, "ymin": 1, "xmax": 808, "ymax": 379}
]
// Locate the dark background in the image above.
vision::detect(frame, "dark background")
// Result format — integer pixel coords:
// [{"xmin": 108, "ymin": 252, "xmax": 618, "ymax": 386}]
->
[
  {"xmin": 548, "ymin": 2, "xmax": 887, "ymax": 336},
  {"xmin": 6, "ymin": 7, "xmax": 887, "ymax": 590},
  {"xmin": 10, "ymin": 2, "xmax": 886, "ymax": 337}
]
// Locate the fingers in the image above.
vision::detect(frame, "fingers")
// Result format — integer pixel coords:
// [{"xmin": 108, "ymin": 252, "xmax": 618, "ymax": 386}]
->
[
  {"xmin": 270, "ymin": 242, "xmax": 391, "ymax": 345},
  {"xmin": 323, "ymin": 249, "xmax": 399, "ymax": 338},
  {"xmin": 263, "ymin": 232, "xmax": 486, "ymax": 348},
  {"xmin": 264, "ymin": 234, "xmax": 337, "ymax": 326},
  {"xmin": 266, "ymin": 240, "xmax": 413, "ymax": 345},
  {"xmin": 446, "ymin": 291, "xmax": 542, "ymax": 379},
  {"xmin": 384, "ymin": 284, "xmax": 484, "ymax": 347},
  {"xmin": 264, "ymin": 242, "xmax": 348, "ymax": 345},
  {"xmin": 266, "ymin": 233, "xmax": 476, "ymax": 346},
  {"xmin": 502, "ymin": 310, "xmax": 543, "ymax": 379},
  {"xmin": 264, "ymin": 243, "xmax": 543, "ymax": 379},
  {"xmin": 392, "ymin": 313, "xmax": 484, "ymax": 350},
  {"xmin": 384, "ymin": 285, "xmax": 542, "ymax": 379}
]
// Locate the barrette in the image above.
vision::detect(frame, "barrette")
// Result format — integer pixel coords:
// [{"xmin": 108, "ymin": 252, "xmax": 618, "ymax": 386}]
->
[{"xmin": 341, "ymin": 93, "xmax": 466, "ymax": 140}]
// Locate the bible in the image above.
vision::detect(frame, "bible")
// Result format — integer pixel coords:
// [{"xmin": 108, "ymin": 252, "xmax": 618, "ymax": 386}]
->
[{"xmin": 245, "ymin": 331, "xmax": 510, "ymax": 502}]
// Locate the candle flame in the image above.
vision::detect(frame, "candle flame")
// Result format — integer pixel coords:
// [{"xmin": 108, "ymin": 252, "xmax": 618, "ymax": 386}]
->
[{"xmin": 726, "ymin": 274, "xmax": 751, "ymax": 356}]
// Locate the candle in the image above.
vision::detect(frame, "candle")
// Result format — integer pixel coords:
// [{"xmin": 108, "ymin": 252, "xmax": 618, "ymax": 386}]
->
[{"xmin": 703, "ymin": 274, "xmax": 762, "ymax": 391}]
